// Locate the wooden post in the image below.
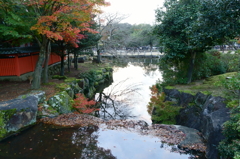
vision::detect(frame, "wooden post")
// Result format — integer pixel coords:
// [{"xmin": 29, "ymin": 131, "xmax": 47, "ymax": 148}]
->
[{"xmin": 15, "ymin": 54, "xmax": 20, "ymax": 76}]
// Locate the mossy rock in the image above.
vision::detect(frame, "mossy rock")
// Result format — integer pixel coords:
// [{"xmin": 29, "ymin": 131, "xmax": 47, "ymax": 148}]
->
[
  {"xmin": 0, "ymin": 109, "xmax": 17, "ymax": 139},
  {"xmin": 52, "ymin": 75, "xmax": 67, "ymax": 80},
  {"xmin": 47, "ymin": 91, "xmax": 74, "ymax": 114},
  {"xmin": 64, "ymin": 77, "xmax": 77, "ymax": 84},
  {"xmin": 56, "ymin": 83, "xmax": 71, "ymax": 92}
]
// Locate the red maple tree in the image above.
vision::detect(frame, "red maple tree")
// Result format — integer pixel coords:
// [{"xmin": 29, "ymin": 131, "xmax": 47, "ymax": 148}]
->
[{"xmin": 19, "ymin": 0, "xmax": 110, "ymax": 89}]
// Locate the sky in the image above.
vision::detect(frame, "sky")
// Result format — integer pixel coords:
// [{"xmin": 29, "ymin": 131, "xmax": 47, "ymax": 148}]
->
[{"xmin": 102, "ymin": 0, "xmax": 164, "ymax": 25}]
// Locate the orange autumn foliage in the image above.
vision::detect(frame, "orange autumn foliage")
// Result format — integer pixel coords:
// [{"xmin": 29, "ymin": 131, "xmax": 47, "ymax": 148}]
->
[
  {"xmin": 73, "ymin": 93, "xmax": 99, "ymax": 114},
  {"xmin": 24, "ymin": 0, "xmax": 110, "ymax": 47}
]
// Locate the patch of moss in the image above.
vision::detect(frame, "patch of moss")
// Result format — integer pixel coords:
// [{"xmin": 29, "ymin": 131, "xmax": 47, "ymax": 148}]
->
[
  {"xmin": 188, "ymin": 102, "xmax": 196, "ymax": 107},
  {"xmin": 43, "ymin": 82, "xmax": 56, "ymax": 86},
  {"xmin": 166, "ymin": 72, "xmax": 238, "ymax": 98},
  {"xmin": 52, "ymin": 75, "xmax": 67, "ymax": 80},
  {"xmin": 179, "ymin": 90, "xmax": 196, "ymax": 95},
  {"xmin": 76, "ymin": 79, "xmax": 82, "ymax": 83},
  {"xmin": 56, "ymin": 83, "xmax": 71, "ymax": 92},
  {"xmin": 165, "ymin": 86, "xmax": 175, "ymax": 89},
  {"xmin": 0, "ymin": 111, "xmax": 7, "ymax": 138},
  {"xmin": 0, "ymin": 109, "xmax": 17, "ymax": 139},
  {"xmin": 64, "ymin": 77, "xmax": 76, "ymax": 83},
  {"xmin": 201, "ymin": 91, "xmax": 212, "ymax": 95},
  {"xmin": 21, "ymin": 95, "xmax": 27, "ymax": 99}
]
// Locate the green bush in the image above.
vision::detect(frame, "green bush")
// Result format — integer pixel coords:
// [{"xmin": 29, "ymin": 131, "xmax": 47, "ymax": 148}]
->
[
  {"xmin": 217, "ymin": 72, "xmax": 240, "ymax": 159},
  {"xmin": 159, "ymin": 52, "xmax": 227, "ymax": 85},
  {"xmin": 194, "ymin": 51, "xmax": 227, "ymax": 79},
  {"xmin": 218, "ymin": 106, "xmax": 240, "ymax": 159},
  {"xmin": 148, "ymin": 92, "xmax": 182, "ymax": 124},
  {"xmin": 220, "ymin": 50, "xmax": 240, "ymax": 72}
]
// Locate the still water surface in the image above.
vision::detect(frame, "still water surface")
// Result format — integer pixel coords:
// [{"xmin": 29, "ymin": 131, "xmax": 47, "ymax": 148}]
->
[
  {"xmin": 96, "ymin": 63, "xmax": 162, "ymax": 124},
  {"xmin": 0, "ymin": 62, "xmax": 205, "ymax": 159}
]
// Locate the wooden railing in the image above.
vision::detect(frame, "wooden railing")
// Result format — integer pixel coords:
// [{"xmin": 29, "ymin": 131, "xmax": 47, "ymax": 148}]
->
[{"xmin": 0, "ymin": 52, "xmax": 61, "ymax": 76}]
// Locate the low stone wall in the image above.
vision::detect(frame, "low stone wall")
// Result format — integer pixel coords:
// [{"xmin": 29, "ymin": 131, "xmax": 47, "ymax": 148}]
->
[
  {"xmin": 78, "ymin": 67, "xmax": 113, "ymax": 98},
  {"xmin": 0, "ymin": 67, "xmax": 113, "ymax": 141},
  {"xmin": 163, "ymin": 88, "xmax": 230, "ymax": 159}
]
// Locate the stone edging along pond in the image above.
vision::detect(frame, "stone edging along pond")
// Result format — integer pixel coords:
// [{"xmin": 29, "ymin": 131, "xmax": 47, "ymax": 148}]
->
[
  {"xmin": 162, "ymin": 88, "xmax": 230, "ymax": 159},
  {"xmin": 0, "ymin": 67, "xmax": 113, "ymax": 141}
]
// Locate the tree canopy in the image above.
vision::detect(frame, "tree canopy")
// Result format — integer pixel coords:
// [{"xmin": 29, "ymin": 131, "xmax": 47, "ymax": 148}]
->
[
  {"xmin": 154, "ymin": 0, "xmax": 240, "ymax": 84},
  {"xmin": 0, "ymin": 0, "xmax": 109, "ymax": 89}
]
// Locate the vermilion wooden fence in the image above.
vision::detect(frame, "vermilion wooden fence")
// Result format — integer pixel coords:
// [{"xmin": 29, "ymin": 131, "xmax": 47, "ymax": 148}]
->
[{"xmin": 0, "ymin": 52, "xmax": 61, "ymax": 76}]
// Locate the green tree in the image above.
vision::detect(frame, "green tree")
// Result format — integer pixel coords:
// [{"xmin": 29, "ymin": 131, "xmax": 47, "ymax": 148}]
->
[
  {"xmin": 0, "ymin": 0, "xmax": 108, "ymax": 89},
  {"xmin": 199, "ymin": 0, "xmax": 240, "ymax": 45},
  {"xmin": 154, "ymin": 0, "xmax": 214, "ymax": 84},
  {"xmin": 0, "ymin": 1, "xmax": 32, "ymax": 46}
]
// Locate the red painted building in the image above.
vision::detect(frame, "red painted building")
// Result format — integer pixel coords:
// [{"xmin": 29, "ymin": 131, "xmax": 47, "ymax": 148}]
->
[{"xmin": 0, "ymin": 46, "xmax": 61, "ymax": 76}]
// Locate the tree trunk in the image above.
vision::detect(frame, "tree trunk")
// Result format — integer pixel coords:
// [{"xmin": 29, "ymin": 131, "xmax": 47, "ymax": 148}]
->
[
  {"xmin": 31, "ymin": 37, "xmax": 48, "ymax": 89},
  {"xmin": 67, "ymin": 50, "xmax": 71, "ymax": 72},
  {"xmin": 97, "ymin": 49, "xmax": 101, "ymax": 63},
  {"xmin": 60, "ymin": 49, "xmax": 65, "ymax": 76},
  {"xmin": 187, "ymin": 52, "xmax": 196, "ymax": 84},
  {"xmin": 42, "ymin": 41, "xmax": 51, "ymax": 83},
  {"xmin": 74, "ymin": 50, "xmax": 78, "ymax": 70}
]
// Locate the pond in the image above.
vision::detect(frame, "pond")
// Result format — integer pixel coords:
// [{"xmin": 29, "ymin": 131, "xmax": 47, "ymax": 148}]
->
[
  {"xmin": 0, "ymin": 62, "xmax": 206, "ymax": 159},
  {"xmin": 95, "ymin": 62, "xmax": 162, "ymax": 124}
]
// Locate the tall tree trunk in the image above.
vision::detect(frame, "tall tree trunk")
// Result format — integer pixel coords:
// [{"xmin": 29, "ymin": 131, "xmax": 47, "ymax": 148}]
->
[
  {"xmin": 31, "ymin": 37, "xmax": 48, "ymax": 89},
  {"xmin": 60, "ymin": 51, "xmax": 65, "ymax": 76},
  {"xmin": 97, "ymin": 49, "xmax": 101, "ymax": 63},
  {"xmin": 187, "ymin": 52, "xmax": 196, "ymax": 84},
  {"xmin": 67, "ymin": 50, "xmax": 71, "ymax": 72},
  {"xmin": 42, "ymin": 41, "xmax": 51, "ymax": 83},
  {"xmin": 74, "ymin": 50, "xmax": 78, "ymax": 70}
]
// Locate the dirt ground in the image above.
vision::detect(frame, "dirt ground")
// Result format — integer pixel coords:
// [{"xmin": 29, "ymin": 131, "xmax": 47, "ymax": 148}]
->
[{"xmin": 0, "ymin": 62, "xmax": 105, "ymax": 102}]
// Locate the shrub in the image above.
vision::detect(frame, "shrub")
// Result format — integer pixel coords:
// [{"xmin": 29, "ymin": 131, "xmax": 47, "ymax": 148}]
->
[
  {"xmin": 220, "ymin": 50, "xmax": 240, "ymax": 72},
  {"xmin": 218, "ymin": 105, "xmax": 240, "ymax": 159},
  {"xmin": 159, "ymin": 51, "xmax": 227, "ymax": 85},
  {"xmin": 217, "ymin": 72, "xmax": 240, "ymax": 159},
  {"xmin": 193, "ymin": 52, "xmax": 226, "ymax": 80},
  {"xmin": 73, "ymin": 93, "xmax": 99, "ymax": 114},
  {"xmin": 148, "ymin": 85, "xmax": 181, "ymax": 124}
]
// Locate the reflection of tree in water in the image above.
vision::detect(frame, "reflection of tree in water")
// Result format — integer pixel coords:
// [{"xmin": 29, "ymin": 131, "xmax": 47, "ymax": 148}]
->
[
  {"xmin": 71, "ymin": 126, "xmax": 116, "ymax": 159},
  {"xmin": 109, "ymin": 61, "xmax": 159, "ymax": 77},
  {"xmin": 132, "ymin": 62, "xmax": 159, "ymax": 76},
  {"xmin": 96, "ymin": 78, "xmax": 142, "ymax": 120},
  {"xmin": 0, "ymin": 124, "xmax": 116, "ymax": 159},
  {"xmin": 159, "ymin": 143, "xmax": 206, "ymax": 159}
]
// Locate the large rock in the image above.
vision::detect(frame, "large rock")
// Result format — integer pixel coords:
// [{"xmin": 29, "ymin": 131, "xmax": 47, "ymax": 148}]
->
[
  {"xmin": 0, "ymin": 96, "xmax": 38, "ymax": 140},
  {"xmin": 47, "ymin": 91, "xmax": 73, "ymax": 114},
  {"xmin": 164, "ymin": 89, "xmax": 230, "ymax": 159}
]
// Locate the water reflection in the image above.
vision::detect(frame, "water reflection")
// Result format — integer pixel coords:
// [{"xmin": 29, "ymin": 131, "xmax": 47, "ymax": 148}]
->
[
  {"xmin": 96, "ymin": 62, "xmax": 162, "ymax": 124},
  {"xmin": 0, "ymin": 124, "xmax": 204, "ymax": 159},
  {"xmin": 0, "ymin": 124, "xmax": 116, "ymax": 159},
  {"xmin": 97, "ymin": 128, "xmax": 196, "ymax": 159},
  {"xmin": 96, "ymin": 78, "xmax": 141, "ymax": 120}
]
